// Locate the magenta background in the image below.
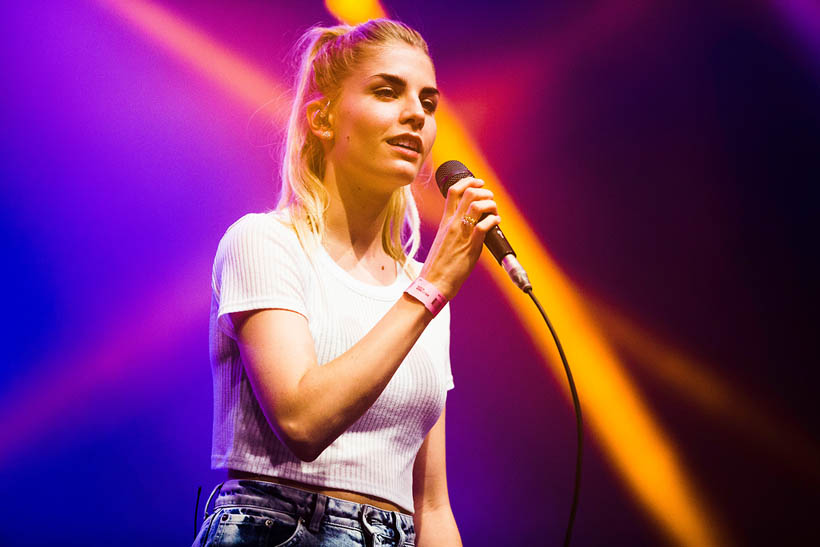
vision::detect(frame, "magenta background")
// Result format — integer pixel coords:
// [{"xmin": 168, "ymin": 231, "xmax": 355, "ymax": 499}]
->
[{"xmin": 1, "ymin": 1, "xmax": 818, "ymax": 545}]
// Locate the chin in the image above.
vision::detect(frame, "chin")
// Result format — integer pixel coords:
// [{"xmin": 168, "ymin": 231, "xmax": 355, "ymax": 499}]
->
[
  {"xmin": 395, "ymin": 169, "xmax": 420, "ymax": 187},
  {"xmin": 383, "ymin": 162, "xmax": 420, "ymax": 186}
]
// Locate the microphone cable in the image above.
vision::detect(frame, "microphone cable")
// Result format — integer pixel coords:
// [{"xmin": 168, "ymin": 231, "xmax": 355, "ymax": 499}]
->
[
  {"xmin": 524, "ymin": 287, "xmax": 582, "ymax": 547},
  {"xmin": 435, "ymin": 159, "xmax": 582, "ymax": 544}
]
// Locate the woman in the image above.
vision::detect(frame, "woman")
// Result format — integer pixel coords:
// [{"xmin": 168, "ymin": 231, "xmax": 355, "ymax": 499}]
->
[{"xmin": 196, "ymin": 18, "xmax": 499, "ymax": 546}]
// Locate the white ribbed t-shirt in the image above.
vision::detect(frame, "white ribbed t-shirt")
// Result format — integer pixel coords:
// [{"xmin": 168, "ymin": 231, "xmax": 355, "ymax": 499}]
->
[{"xmin": 208, "ymin": 212, "xmax": 453, "ymax": 513}]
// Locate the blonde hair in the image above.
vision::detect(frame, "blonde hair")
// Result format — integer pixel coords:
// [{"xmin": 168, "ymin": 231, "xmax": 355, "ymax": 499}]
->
[{"xmin": 277, "ymin": 19, "xmax": 431, "ymax": 274}]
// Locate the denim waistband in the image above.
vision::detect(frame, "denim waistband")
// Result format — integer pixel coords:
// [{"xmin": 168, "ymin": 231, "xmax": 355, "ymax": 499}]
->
[{"xmin": 206, "ymin": 479, "xmax": 415, "ymax": 545}]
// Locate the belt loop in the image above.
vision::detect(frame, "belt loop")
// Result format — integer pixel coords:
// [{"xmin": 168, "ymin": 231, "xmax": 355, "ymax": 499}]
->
[
  {"xmin": 392, "ymin": 511, "xmax": 406, "ymax": 547},
  {"xmin": 203, "ymin": 481, "xmax": 225, "ymax": 521},
  {"xmin": 360, "ymin": 505, "xmax": 378, "ymax": 547},
  {"xmin": 308, "ymin": 493, "xmax": 328, "ymax": 533}
]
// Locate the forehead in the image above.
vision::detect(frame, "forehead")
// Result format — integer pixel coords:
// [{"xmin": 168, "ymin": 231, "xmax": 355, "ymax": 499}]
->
[{"xmin": 352, "ymin": 42, "xmax": 436, "ymax": 86}]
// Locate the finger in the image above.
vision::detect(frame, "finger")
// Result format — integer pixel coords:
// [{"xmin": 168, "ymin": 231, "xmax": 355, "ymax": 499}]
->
[
  {"xmin": 474, "ymin": 214, "xmax": 501, "ymax": 234},
  {"xmin": 445, "ymin": 178, "xmax": 485, "ymax": 215},
  {"xmin": 460, "ymin": 187, "xmax": 494, "ymax": 204},
  {"xmin": 450, "ymin": 176, "xmax": 484, "ymax": 192},
  {"xmin": 446, "ymin": 177, "xmax": 484, "ymax": 201},
  {"xmin": 459, "ymin": 201, "xmax": 497, "ymax": 236},
  {"xmin": 463, "ymin": 199, "xmax": 498, "ymax": 219},
  {"xmin": 455, "ymin": 188, "xmax": 493, "ymax": 217}
]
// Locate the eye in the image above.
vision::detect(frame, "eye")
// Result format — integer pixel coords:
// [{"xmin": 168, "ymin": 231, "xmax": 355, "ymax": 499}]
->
[
  {"xmin": 374, "ymin": 87, "xmax": 397, "ymax": 98},
  {"xmin": 421, "ymin": 98, "xmax": 438, "ymax": 114}
]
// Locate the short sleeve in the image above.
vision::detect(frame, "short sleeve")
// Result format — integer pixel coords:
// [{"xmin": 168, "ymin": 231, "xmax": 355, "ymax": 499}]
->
[{"xmin": 212, "ymin": 213, "xmax": 309, "ymax": 340}]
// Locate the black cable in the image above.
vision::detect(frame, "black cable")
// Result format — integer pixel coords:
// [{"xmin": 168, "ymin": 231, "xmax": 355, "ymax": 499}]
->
[
  {"xmin": 194, "ymin": 485, "xmax": 202, "ymax": 539},
  {"xmin": 524, "ymin": 287, "xmax": 582, "ymax": 547}
]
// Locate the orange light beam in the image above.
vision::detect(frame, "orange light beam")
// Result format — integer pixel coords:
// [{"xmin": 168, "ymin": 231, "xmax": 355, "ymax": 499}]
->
[
  {"xmin": 94, "ymin": 0, "xmax": 290, "ymax": 120},
  {"xmin": 433, "ymin": 105, "xmax": 725, "ymax": 547},
  {"xmin": 588, "ymin": 295, "xmax": 820, "ymax": 483},
  {"xmin": 327, "ymin": 1, "xmax": 724, "ymax": 545},
  {"xmin": 2, "ymin": 0, "xmax": 295, "ymax": 466}
]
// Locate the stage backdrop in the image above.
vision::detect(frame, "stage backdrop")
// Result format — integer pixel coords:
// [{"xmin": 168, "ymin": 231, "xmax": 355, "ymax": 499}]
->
[{"xmin": 1, "ymin": 1, "xmax": 818, "ymax": 545}]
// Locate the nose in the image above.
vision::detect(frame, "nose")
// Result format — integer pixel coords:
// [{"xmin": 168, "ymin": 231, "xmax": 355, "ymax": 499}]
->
[{"xmin": 400, "ymin": 97, "xmax": 425, "ymax": 131}]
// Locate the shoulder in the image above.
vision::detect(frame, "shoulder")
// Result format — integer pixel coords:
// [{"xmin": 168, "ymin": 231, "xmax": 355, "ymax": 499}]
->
[
  {"xmin": 213, "ymin": 211, "xmax": 311, "ymax": 276},
  {"xmin": 221, "ymin": 211, "xmax": 298, "ymax": 244},
  {"xmin": 217, "ymin": 212, "xmax": 303, "ymax": 255}
]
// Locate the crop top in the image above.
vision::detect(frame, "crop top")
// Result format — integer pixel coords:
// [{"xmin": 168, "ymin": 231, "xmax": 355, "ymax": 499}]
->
[{"xmin": 208, "ymin": 211, "xmax": 453, "ymax": 513}]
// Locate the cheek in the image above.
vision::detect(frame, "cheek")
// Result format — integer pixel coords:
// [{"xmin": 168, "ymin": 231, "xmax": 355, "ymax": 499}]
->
[
  {"xmin": 424, "ymin": 119, "xmax": 437, "ymax": 151},
  {"xmin": 344, "ymin": 112, "xmax": 389, "ymax": 148}
]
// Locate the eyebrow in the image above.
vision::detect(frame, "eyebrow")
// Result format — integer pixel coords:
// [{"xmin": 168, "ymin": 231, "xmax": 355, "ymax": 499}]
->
[{"xmin": 369, "ymin": 73, "xmax": 440, "ymax": 97}]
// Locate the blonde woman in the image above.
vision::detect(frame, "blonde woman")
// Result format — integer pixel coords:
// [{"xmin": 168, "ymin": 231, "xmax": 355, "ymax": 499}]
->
[{"xmin": 196, "ymin": 18, "xmax": 499, "ymax": 547}]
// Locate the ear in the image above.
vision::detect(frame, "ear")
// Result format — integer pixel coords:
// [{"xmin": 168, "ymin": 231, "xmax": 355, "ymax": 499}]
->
[{"xmin": 306, "ymin": 99, "xmax": 333, "ymax": 141}]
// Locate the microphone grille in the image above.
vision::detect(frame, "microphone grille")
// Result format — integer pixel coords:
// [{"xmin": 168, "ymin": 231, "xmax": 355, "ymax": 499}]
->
[{"xmin": 435, "ymin": 160, "xmax": 473, "ymax": 196}]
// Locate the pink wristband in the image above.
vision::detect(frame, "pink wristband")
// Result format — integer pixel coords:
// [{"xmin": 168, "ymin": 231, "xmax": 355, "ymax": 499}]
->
[{"xmin": 405, "ymin": 277, "xmax": 447, "ymax": 317}]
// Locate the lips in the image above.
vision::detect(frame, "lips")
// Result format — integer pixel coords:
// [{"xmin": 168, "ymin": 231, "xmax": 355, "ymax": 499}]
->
[{"xmin": 386, "ymin": 133, "xmax": 422, "ymax": 154}]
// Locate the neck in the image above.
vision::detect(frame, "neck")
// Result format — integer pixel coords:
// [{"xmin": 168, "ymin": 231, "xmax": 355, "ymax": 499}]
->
[{"xmin": 322, "ymin": 163, "xmax": 395, "ymax": 262}]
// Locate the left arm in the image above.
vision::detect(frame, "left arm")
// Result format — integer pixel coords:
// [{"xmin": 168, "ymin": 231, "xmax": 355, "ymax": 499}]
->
[{"xmin": 413, "ymin": 406, "xmax": 462, "ymax": 547}]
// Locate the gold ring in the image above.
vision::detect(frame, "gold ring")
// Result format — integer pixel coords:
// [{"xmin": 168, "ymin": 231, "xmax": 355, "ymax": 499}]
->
[{"xmin": 461, "ymin": 215, "xmax": 478, "ymax": 227}]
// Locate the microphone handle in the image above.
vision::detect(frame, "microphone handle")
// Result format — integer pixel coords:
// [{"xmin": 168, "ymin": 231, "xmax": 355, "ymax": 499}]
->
[
  {"xmin": 479, "ymin": 214, "xmax": 532, "ymax": 292},
  {"xmin": 479, "ymin": 214, "xmax": 515, "ymax": 264}
]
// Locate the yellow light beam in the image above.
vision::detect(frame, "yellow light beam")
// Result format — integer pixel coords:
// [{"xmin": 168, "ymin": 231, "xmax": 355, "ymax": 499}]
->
[
  {"xmin": 432, "ymin": 105, "xmax": 725, "ymax": 547},
  {"xmin": 589, "ymin": 295, "xmax": 820, "ymax": 483},
  {"xmin": 326, "ymin": 2, "xmax": 724, "ymax": 545},
  {"xmin": 325, "ymin": 0, "xmax": 385, "ymax": 24}
]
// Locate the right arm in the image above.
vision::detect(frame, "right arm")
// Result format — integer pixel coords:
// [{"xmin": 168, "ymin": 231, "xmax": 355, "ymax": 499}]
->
[{"xmin": 235, "ymin": 177, "xmax": 499, "ymax": 462}]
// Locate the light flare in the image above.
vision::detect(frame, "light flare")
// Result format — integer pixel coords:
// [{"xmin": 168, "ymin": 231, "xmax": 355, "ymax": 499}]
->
[{"xmin": 325, "ymin": 0, "xmax": 385, "ymax": 24}]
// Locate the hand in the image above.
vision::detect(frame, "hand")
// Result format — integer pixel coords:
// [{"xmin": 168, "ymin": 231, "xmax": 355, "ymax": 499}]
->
[{"xmin": 419, "ymin": 177, "xmax": 501, "ymax": 300}]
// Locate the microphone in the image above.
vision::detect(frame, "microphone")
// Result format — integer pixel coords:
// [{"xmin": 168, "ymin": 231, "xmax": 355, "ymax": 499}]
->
[{"xmin": 435, "ymin": 160, "xmax": 532, "ymax": 292}]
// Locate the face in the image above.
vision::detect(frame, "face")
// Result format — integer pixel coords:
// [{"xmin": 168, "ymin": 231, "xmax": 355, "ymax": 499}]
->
[{"xmin": 324, "ymin": 42, "xmax": 438, "ymax": 193}]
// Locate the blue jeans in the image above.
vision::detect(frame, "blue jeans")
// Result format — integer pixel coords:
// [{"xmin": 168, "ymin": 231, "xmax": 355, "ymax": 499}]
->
[{"xmin": 192, "ymin": 479, "xmax": 416, "ymax": 547}]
